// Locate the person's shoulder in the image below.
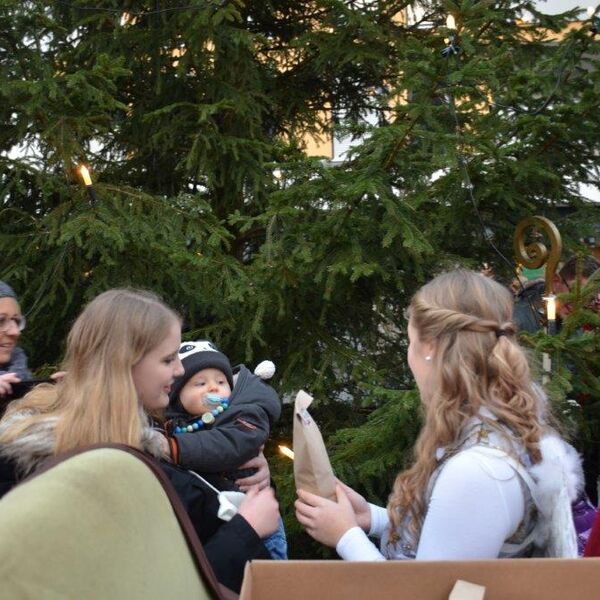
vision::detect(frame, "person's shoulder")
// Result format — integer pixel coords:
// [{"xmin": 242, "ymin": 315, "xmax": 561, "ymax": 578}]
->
[
  {"xmin": 9, "ymin": 346, "xmax": 27, "ymax": 360},
  {"xmin": 515, "ymin": 278, "xmax": 545, "ymax": 300},
  {"xmin": 231, "ymin": 365, "xmax": 279, "ymax": 403},
  {"xmin": 442, "ymin": 445, "xmax": 516, "ymax": 481}
]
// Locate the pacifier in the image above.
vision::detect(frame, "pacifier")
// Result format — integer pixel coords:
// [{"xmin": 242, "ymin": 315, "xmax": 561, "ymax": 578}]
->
[{"xmin": 205, "ymin": 394, "xmax": 228, "ymax": 405}]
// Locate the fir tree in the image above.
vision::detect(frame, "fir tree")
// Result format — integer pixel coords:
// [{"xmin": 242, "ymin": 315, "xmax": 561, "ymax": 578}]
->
[{"xmin": 1, "ymin": 0, "xmax": 599, "ymax": 556}]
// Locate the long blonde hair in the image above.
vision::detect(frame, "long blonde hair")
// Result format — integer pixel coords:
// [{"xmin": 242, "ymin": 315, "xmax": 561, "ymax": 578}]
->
[
  {"xmin": 388, "ymin": 270, "xmax": 545, "ymax": 540},
  {"xmin": 0, "ymin": 289, "xmax": 180, "ymax": 455}
]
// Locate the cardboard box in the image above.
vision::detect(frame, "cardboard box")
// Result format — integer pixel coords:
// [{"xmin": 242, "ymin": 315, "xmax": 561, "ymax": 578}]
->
[{"xmin": 240, "ymin": 558, "xmax": 600, "ymax": 599}]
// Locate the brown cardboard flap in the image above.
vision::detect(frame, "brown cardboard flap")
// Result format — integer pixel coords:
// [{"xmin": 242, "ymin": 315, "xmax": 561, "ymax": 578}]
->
[
  {"xmin": 240, "ymin": 559, "xmax": 600, "ymax": 600},
  {"xmin": 449, "ymin": 580, "xmax": 486, "ymax": 600}
]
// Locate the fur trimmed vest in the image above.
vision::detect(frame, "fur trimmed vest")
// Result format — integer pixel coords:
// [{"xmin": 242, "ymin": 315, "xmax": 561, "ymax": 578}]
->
[
  {"xmin": 0, "ymin": 409, "xmax": 166, "ymax": 479},
  {"xmin": 380, "ymin": 414, "xmax": 583, "ymax": 560}
]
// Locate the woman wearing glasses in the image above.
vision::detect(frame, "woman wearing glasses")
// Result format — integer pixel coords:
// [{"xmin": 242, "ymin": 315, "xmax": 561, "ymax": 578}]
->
[{"xmin": 0, "ymin": 282, "xmax": 30, "ymax": 398}]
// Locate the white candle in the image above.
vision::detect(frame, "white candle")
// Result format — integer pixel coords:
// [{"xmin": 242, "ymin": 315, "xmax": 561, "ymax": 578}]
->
[
  {"xmin": 544, "ymin": 294, "xmax": 557, "ymax": 322},
  {"xmin": 446, "ymin": 15, "xmax": 456, "ymax": 30}
]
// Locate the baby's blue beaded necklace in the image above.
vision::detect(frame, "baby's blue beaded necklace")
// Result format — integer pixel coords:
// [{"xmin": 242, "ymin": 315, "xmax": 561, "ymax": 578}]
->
[{"xmin": 174, "ymin": 396, "xmax": 230, "ymax": 434}]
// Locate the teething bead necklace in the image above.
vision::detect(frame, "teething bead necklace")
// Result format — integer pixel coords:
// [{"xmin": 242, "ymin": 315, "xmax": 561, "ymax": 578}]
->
[{"xmin": 174, "ymin": 398, "xmax": 230, "ymax": 434}]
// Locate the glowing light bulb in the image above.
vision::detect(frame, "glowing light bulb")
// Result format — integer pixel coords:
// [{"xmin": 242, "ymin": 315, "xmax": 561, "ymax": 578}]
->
[
  {"xmin": 278, "ymin": 445, "xmax": 295, "ymax": 460},
  {"xmin": 587, "ymin": 6, "xmax": 595, "ymax": 18},
  {"xmin": 79, "ymin": 165, "xmax": 92, "ymax": 186},
  {"xmin": 446, "ymin": 14, "xmax": 456, "ymax": 30}
]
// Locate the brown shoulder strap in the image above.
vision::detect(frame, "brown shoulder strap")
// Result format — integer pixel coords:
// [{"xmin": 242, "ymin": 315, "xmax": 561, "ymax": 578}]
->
[{"xmin": 23, "ymin": 443, "xmax": 238, "ymax": 600}]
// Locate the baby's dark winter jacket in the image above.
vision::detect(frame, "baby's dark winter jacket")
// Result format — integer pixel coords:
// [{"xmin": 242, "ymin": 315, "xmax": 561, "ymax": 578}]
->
[{"xmin": 166, "ymin": 364, "xmax": 281, "ymax": 477}]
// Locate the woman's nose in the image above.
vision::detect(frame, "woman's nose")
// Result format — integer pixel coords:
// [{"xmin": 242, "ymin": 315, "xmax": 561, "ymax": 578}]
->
[
  {"xmin": 174, "ymin": 358, "xmax": 184, "ymax": 377},
  {"xmin": 5, "ymin": 319, "xmax": 20, "ymax": 336}
]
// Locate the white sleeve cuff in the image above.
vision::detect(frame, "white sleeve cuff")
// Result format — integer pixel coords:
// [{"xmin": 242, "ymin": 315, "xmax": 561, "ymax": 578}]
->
[
  {"xmin": 336, "ymin": 526, "xmax": 386, "ymax": 561},
  {"xmin": 368, "ymin": 503, "xmax": 389, "ymax": 538}
]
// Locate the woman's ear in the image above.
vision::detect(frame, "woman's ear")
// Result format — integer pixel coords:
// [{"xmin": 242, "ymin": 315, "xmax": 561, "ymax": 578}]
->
[{"xmin": 423, "ymin": 339, "xmax": 437, "ymax": 362}]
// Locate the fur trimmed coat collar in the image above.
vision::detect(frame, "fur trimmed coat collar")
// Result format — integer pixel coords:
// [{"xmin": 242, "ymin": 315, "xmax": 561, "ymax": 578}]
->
[{"xmin": 0, "ymin": 410, "xmax": 166, "ymax": 477}]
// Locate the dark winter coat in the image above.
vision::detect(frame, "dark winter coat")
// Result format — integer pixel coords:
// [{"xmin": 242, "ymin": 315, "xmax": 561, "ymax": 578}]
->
[
  {"xmin": 166, "ymin": 364, "xmax": 281, "ymax": 476},
  {"xmin": 0, "ymin": 347, "xmax": 33, "ymax": 415},
  {"xmin": 0, "ymin": 411, "xmax": 269, "ymax": 593},
  {"xmin": 513, "ymin": 279, "xmax": 545, "ymax": 333},
  {"xmin": 0, "ymin": 346, "xmax": 32, "ymax": 381},
  {"xmin": 157, "ymin": 461, "xmax": 270, "ymax": 591}
]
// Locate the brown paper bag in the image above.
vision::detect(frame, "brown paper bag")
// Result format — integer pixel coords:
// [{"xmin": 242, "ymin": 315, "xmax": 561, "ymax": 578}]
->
[{"xmin": 293, "ymin": 390, "xmax": 337, "ymax": 500}]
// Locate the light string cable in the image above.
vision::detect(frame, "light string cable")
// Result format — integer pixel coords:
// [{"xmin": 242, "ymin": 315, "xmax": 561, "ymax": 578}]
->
[
  {"xmin": 472, "ymin": 6, "xmax": 600, "ymax": 116},
  {"xmin": 442, "ymin": 50, "xmax": 541, "ymax": 322}
]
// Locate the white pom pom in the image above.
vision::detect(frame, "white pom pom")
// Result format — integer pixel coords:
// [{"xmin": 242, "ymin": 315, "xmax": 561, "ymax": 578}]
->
[{"xmin": 254, "ymin": 360, "xmax": 276, "ymax": 380}]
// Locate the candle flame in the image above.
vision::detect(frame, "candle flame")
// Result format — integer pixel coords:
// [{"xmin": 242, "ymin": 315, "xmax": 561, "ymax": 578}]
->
[
  {"xmin": 278, "ymin": 445, "xmax": 294, "ymax": 460},
  {"xmin": 446, "ymin": 14, "xmax": 456, "ymax": 30},
  {"xmin": 79, "ymin": 165, "xmax": 93, "ymax": 186}
]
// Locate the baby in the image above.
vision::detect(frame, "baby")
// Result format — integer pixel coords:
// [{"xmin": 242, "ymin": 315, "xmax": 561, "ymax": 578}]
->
[{"xmin": 165, "ymin": 340, "xmax": 286, "ymax": 558}]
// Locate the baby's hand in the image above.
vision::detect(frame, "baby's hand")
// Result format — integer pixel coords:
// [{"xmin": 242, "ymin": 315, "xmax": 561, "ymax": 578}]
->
[{"xmin": 236, "ymin": 450, "xmax": 270, "ymax": 491}]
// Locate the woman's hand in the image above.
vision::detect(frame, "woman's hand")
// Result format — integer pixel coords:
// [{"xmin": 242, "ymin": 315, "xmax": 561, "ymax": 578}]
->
[
  {"xmin": 295, "ymin": 485, "xmax": 359, "ymax": 547},
  {"xmin": 238, "ymin": 485, "xmax": 280, "ymax": 538},
  {"xmin": 235, "ymin": 449, "xmax": 270, "ymax": 491},
  {"xmin": 336, "ymin": 479, "xmax": 371, "ymax": 532},
  {"xmin": 0, "ymin": 372, "xmax": 20, "ymax": 397}
]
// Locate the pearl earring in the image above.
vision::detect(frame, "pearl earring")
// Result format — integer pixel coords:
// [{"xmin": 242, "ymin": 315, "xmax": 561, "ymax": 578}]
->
[{"xmin": 425, "ymin": 356, "xmax": 432, "ymax": 362}]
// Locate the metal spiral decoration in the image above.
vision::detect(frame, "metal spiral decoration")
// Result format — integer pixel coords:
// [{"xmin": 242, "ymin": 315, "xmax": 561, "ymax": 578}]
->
[{"xmin": 513, "ymin": 216, "xmax": 562, "ymax": 295}]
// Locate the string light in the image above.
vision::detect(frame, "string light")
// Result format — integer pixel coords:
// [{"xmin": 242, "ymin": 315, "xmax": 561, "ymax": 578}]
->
[
  {"xmin": 278, "ymin": 445, "xmax": 295, "ymax": 460},
  {"xmin": 439, "ymin": 17, "xmax": 533, "ymax": 308},
  {"xmin": 588, "ymin": 6, "xmax": 600, "ymax": 34},
  {"xmin": 442, "ymin": 14, "xmax": 460, "ymax": 57},
  {"xmin": 79, "ymin": 165, "xmax": 92, "ymax": 186},
  {"xmin": 44, "ymin": 1, "xmax": 224, "ymax": 17},
  {"xmin": 78, "ymin": 164, "xmax": 97, "ymax": 205}
]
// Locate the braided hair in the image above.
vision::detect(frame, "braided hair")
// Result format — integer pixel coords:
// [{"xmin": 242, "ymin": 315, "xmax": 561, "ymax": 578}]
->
[{"xmin": 388, "ymin": 270, "xmax": 546, "ymax": 543}]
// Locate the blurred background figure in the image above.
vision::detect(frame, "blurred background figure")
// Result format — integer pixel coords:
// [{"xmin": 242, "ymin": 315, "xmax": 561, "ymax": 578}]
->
[
  {"xmin": 0, "ymin": 282, "xmax": 31, "ymax": 398},
  {"xmin": 513, "ymin": 255, "xmax": 600, "ymax": 334}
]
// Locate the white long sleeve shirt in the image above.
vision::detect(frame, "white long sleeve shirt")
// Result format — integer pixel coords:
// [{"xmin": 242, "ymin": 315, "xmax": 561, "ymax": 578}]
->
[{"xmin": 336, "ymin": 447, "xmax": 525, "ymax": 561}]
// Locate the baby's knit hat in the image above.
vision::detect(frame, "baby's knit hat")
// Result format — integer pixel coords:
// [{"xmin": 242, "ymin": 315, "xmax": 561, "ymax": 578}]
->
[
  {"xmin": 169, "ymin": 340, "xmax": 233, "ymax": 401},
  {"xmin": 0, "ymin": 281, "xmax": 17, "ymax": 299}
]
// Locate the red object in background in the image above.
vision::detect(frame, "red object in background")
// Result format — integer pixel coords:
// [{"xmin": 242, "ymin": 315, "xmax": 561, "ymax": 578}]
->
[{"xmin": 584, "ymin": 511, "xmax": 600, "ymax": 556}]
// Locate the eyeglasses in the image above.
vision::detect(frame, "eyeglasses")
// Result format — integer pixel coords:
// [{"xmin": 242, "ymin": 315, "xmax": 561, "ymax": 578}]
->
[{"xmin": 0, "ymin": 315, "xmax": 26, "ymax": 333}]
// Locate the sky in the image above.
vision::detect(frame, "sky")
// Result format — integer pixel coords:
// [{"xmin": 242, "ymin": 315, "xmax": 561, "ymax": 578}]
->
[{"xmin": 540, "ymin": 0, "xmax": 594, "ymax": 14}]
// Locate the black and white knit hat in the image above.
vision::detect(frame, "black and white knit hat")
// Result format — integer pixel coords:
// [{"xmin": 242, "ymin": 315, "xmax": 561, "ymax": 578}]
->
[{"xmin": 169, "ymin": 340, "xmax": 234, "ymax": 401}]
